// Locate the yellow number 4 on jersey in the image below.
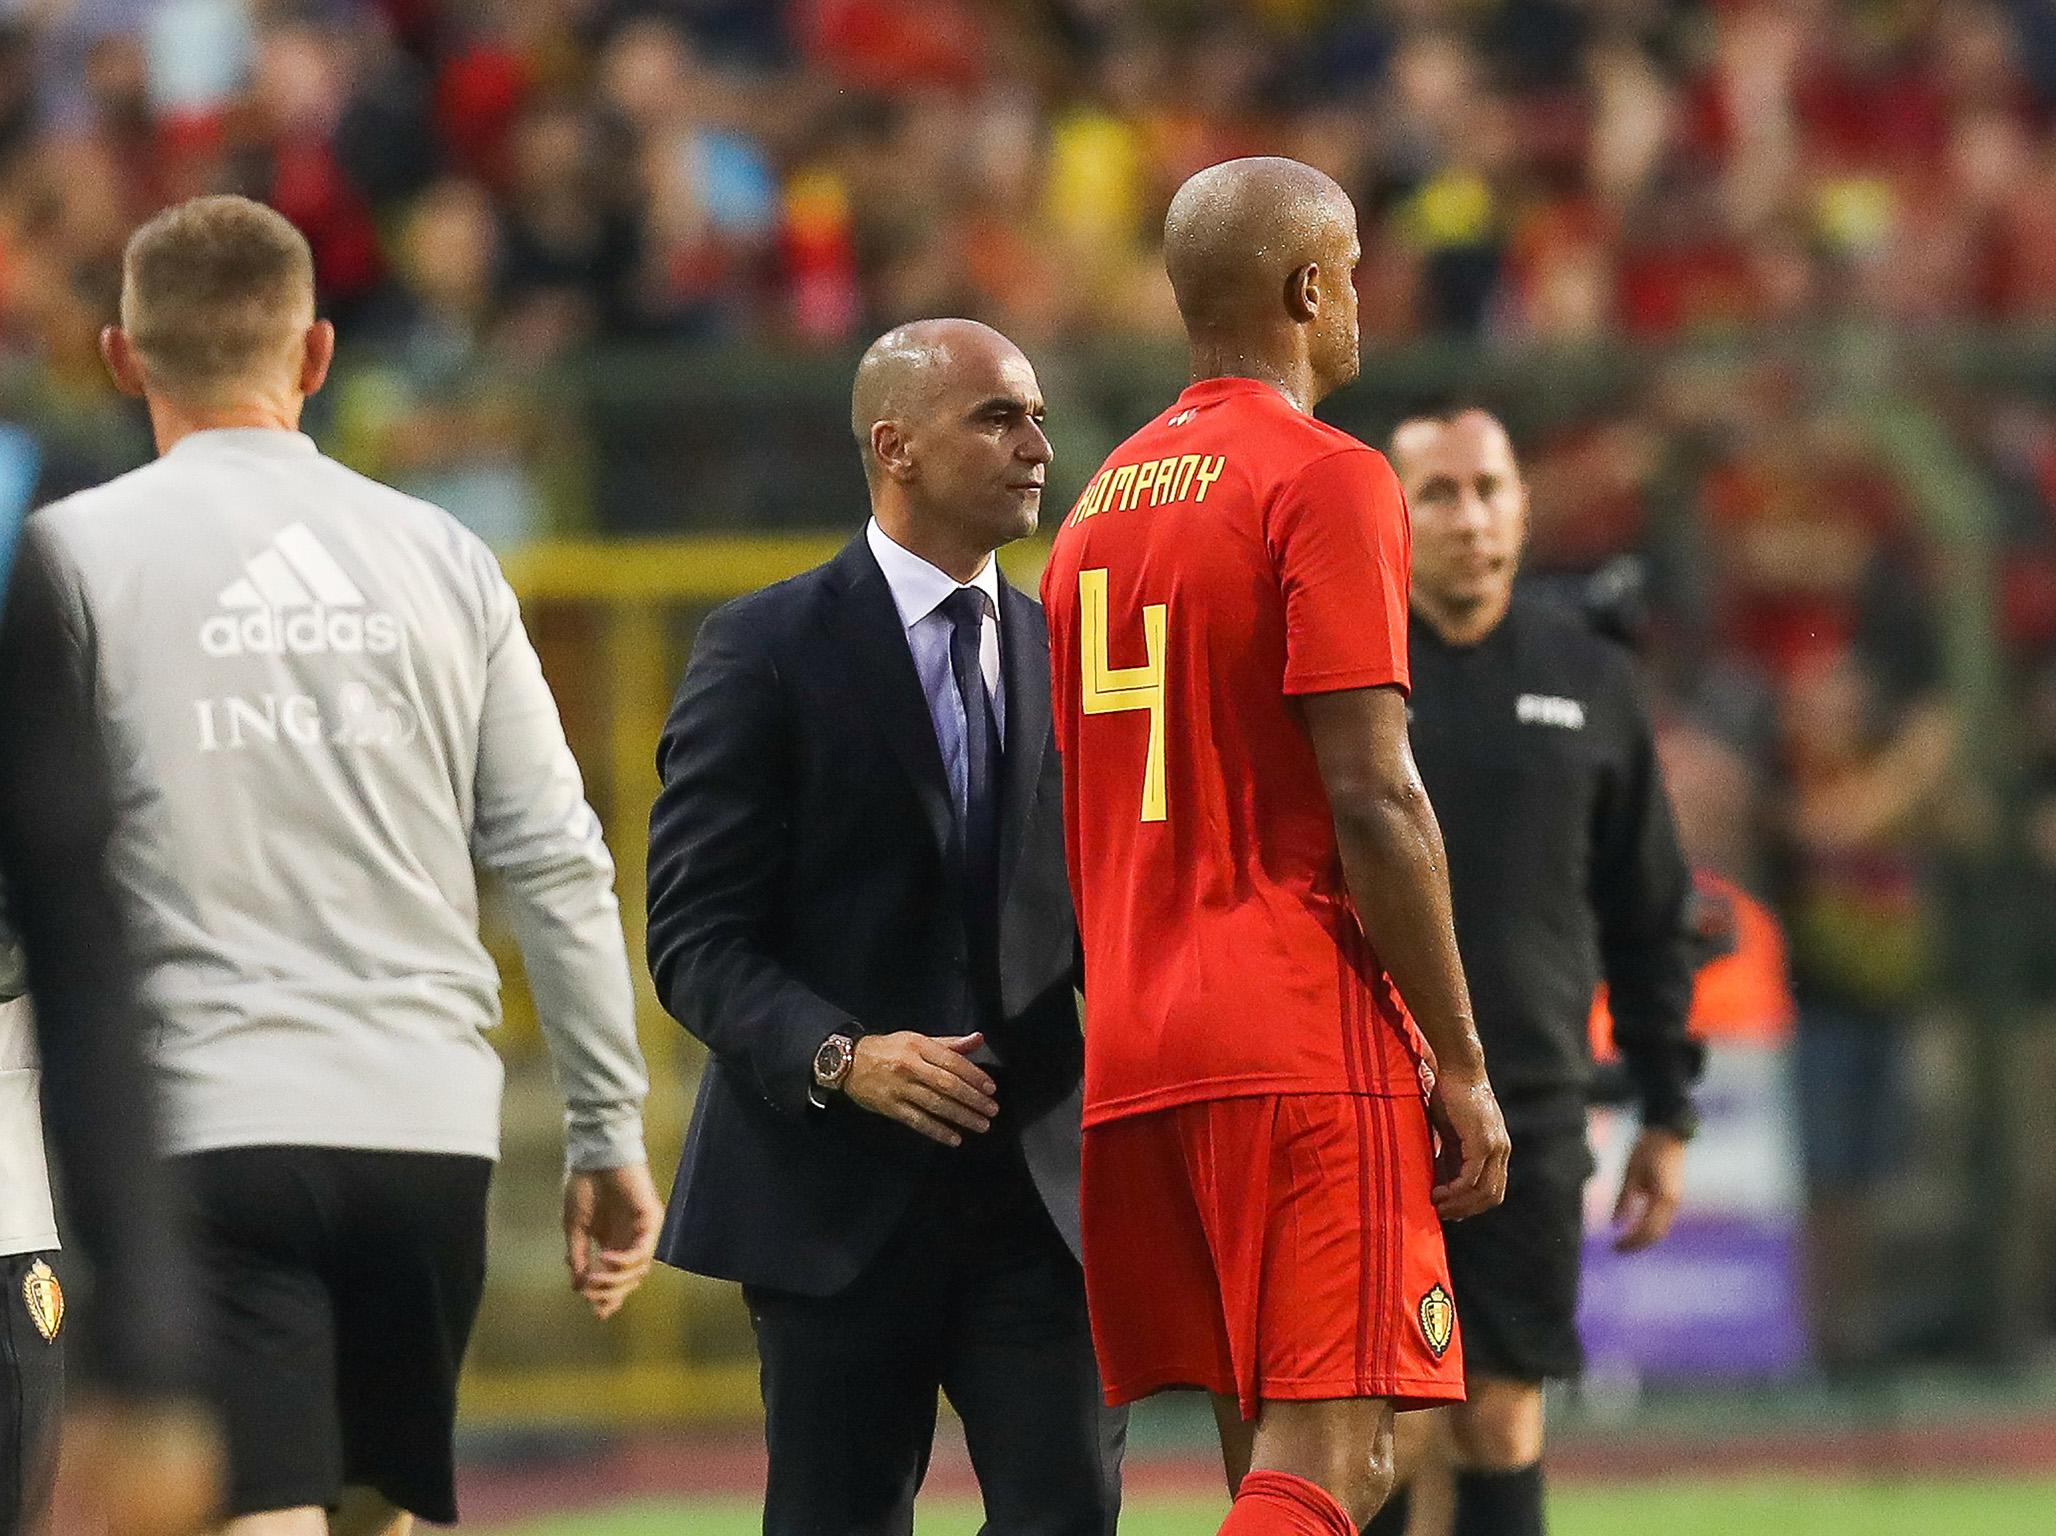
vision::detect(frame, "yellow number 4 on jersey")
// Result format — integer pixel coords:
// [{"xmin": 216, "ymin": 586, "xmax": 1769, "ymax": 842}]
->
[{"xmin": 1079, "ymin": 567, "xmax": 1167, "ymax": 823}]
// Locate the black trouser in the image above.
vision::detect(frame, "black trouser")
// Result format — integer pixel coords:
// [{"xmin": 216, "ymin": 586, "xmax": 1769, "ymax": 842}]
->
[
  {"xmin": 745, "ymin": 1134, "xmax": 1124, "ymax": 1536},
  {"xmin": 1, "ymin": 1252, "xmax": 63, "ymax": 1536}
]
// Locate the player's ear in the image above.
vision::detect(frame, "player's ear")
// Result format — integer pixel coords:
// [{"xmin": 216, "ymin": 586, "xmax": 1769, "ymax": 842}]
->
[
  {"xmin": 1286, "ymin": 262, "xmax": 1320, "ymax": 323},
  {"xmin": 871, "ymin": 419, "xmax": 917, "ymax": 483},
  {"xmin": 100, "ymin": 326, "xmax": 148, "ymax": 399},
  {"xmin": 299, "ymin": 319, "xmax": 336, "ymax": 398}
]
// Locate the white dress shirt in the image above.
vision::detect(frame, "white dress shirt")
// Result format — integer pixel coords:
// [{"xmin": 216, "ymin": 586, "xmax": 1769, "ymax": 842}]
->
[{"xmin": 866, "ymin": 518, "xmax": 1006, "ymax": 823}]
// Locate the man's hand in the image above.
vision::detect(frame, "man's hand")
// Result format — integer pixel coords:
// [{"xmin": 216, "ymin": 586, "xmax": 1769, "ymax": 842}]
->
[
  {"xmin": 563, "ymin": 1161, "xmax": 664, "ymax": 1320},
  {"xmin": 1611, "ymin": 1127, "xmax": 1688, "ymax": 1252},
  {"xmin": 48, "ymin": 1397, "xmax": 221, "ymax": 1536},
  {"xmin": 843, "ymin": 1031, "xmax": 998, "ymax": 1146},
  {"xmin": 1428, "ymin": 1069, "xmax": 1512, "ymax": 1220}
]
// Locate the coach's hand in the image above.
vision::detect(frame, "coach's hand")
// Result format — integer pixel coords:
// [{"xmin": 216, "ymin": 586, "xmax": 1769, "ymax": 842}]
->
[
  {"xmin": 844, "ymin": 1031, "xmax": 999, "ymax": 1146},
  {"xmin": 1611, "ymin": 1128, "xmax": 1687, "ymax": 1252},
  {"xmin": 564, "ymin": 1162, "xmax": 664, "ymax": 1321},
  {"xmin": 1429, "ymin": 1069, "xmax": 1511, "ymax": 1220}
]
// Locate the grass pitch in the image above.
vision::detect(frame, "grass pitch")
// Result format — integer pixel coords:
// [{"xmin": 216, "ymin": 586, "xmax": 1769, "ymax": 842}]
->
[{"xmin": 483, "ymin": 1477, "xmax": 2056, "ymax": 1536}]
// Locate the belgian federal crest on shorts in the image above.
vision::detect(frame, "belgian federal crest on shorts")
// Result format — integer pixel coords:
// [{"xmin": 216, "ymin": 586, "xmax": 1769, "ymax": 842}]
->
[
  {"xmin": 1417, "ymin": 1283, "xmax": 1453, "ymax": 1359},
  {"xmin": 23, "ymin": 1259, "xmax": 62, "ymax": 1343}
]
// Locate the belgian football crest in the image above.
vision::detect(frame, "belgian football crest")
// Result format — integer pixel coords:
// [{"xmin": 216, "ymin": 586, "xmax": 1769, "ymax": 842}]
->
[
  {"xmin": 22, "ymin": 1259, "xmax": 62, "ymax": 1343},
  {"xmin": 1418, "ymin": 1282, "xmax": 1453, "ymax": 1359}
]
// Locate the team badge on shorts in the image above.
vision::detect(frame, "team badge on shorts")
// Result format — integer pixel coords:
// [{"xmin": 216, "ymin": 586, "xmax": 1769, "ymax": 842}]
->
[
  {"xmin": 1417, "ymin": 1283, "xmax": 1453, "ymax": 1359},
  {"xmin": 23, "ymin": 1259, "xmax": 63, "ymax": 1343}
]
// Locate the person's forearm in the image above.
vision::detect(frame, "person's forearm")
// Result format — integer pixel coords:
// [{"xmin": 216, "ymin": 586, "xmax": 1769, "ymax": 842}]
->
[
  {"xmin": 1606, "ymin": 946, "xmax": 1699, "ymax": 1128},
  {"xmin": 1331, "ymin": 780, "xmax": 1487, "ymax": 1081},
  {"xmin": 502, "ymin": 863, "xmax": 650, "ymax": 1171},
  {"xmin": 649, "ymin": 911, "xmax": 860, "ymax": 1115}
]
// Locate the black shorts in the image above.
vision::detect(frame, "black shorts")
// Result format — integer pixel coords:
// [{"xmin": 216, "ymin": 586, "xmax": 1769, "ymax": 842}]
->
[
  {"xmin": 1443, "ymin": 1120, "xmax": 1594, "ymax": 1384},
  {"xmin": 1, "ymin": 1252, "xmax": 64, "ymax": 1536},
  {"xmin": 181, "ymin": 1146, "xmax": 492, "ymax": 1523}
]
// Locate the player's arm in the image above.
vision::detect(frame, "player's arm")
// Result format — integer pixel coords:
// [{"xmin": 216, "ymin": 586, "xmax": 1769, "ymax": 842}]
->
[
  {"xmin": 471, "ymin": 561, "xmax": 659, "ymax": 1316},
  {"xmin": 1301, "ymin": 687, "xmax": 1509, "ymax": 1219},
  {"xmin": 1271, "ymin": 447, "xmax": 1507, "ymax": 1218},
  {"xmin": 1588, "ymin": 658, "xmax": 1700, "ymax": 1252},
  {"xmin": 647, "ymin": 603, "xmax": 995, "ymax": 1143}
]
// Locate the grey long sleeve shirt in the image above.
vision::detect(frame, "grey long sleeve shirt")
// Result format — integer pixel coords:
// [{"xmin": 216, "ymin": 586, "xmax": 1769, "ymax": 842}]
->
[{"xmin": 28, "ymin": 427, "xmax": 646, "ymax": 1170}]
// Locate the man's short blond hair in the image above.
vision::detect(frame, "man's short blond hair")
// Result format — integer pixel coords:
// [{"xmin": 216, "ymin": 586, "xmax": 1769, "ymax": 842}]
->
[{"xmin": 120, "ymin": 195, "xmax": 316, "ymax": 398}]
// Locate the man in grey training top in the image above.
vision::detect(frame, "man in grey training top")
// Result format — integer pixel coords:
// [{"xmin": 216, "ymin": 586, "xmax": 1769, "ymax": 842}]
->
[{"xmin": 18, "ymin": 194, "xmax": 663, "ymax": 1536}]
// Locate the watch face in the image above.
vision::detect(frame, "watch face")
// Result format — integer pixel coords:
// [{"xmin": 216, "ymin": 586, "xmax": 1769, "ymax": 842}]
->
[{"xmin": 814, "ymin": 1035, "xmax": 852, "ymax": 1085}]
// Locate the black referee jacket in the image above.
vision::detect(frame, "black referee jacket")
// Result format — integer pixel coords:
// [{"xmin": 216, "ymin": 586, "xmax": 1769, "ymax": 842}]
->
[{"xmin": 1407, "ymin": 588, "xmax": 1697, "ymax": 1133}]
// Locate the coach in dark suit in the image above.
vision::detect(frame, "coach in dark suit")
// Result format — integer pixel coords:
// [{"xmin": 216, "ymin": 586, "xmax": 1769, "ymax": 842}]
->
[{"xmin": 648, "ymin": 318, "xmax": 1122, "ymax": 1536}]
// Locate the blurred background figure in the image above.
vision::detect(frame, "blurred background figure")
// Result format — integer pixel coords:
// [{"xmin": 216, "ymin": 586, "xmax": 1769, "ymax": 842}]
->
[
  {"xmin": 0, "ymin": 2, "xmax": 2052, "ymax": 1533},
  {"xmin": 0, "ymin": 409, "xmax": 218, "ymax": 1535},
  {"xmin": 1775, "ymin": 643, "xmax": 1954, "ymax": 1373}
]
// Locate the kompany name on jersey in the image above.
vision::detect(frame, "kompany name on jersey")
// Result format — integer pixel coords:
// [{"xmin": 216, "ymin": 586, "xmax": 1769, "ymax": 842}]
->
[
  {"xmin": 1068, "ymin": 453, "xmax": 1227, "ymax": 527},
  {"xmin": 199, "ymin": 523, "xmax": 402, "ymax": 658},
  {"xmin": 1515, "ymin": 693, "xmax": 1586, "ymax": 730}
]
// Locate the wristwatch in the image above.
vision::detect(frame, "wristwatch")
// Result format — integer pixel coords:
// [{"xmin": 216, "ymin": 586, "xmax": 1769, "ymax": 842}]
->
[{"xmin": 812, "ymin": 1033, "xmax": 857, "ymax": 1096}]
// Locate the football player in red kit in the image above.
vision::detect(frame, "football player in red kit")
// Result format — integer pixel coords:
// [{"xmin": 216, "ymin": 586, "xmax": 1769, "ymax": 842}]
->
[{"xmin": 1044, "ymin": 158, "xmax": 1510, "ymax": 1536}]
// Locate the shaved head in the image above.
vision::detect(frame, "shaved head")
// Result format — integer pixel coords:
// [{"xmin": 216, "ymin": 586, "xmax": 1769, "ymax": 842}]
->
[
  {"xmin": 1162, "ymin": 157, "xmax": 1363, "ymax": 405},
  {"xmin": 852, "ymin": 318, "xmax": 1015, "ymax": 481},
  {"xmin": 1164, "ymin": 157, "xmax": 1355, "ymax": 332}
]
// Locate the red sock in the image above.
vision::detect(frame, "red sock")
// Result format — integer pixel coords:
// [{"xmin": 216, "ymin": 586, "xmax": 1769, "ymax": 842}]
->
[{"xmin": 1218, "ymin": 1470, "xmax": 1358, "ymax": 1536}]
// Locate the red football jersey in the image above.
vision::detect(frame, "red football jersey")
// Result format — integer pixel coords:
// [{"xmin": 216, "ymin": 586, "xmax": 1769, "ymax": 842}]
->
[{"xmin": 1043, "ymin": 376, "xmax": 1427, "ymax": 1125}]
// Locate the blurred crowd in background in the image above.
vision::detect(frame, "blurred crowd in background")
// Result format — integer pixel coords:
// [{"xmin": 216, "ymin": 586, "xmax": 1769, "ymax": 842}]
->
[
  {"xmin": 2, "ymin": 0, "xmax": 2055, "ymax": 1378},
  {"xmin": 12, "ymin": 0, "xmax": 2056, "ymax": 354}
]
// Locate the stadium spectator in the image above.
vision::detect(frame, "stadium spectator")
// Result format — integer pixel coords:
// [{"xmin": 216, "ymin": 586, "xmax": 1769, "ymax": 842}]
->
[
  {"xmin": 1, "ymin": 3, "xmax": 2055, "ymax": 367},
  {"xmin": 21, "ymin": 194, "xmax": 663, "ymax": 1532},
  {"xmin": 1774, "ymin": 643, "xmax": 1955, "ymax": 1371},
  {"xmin": 646, "ymin": 318, "xmax": 1123, "ymax": 1536}
]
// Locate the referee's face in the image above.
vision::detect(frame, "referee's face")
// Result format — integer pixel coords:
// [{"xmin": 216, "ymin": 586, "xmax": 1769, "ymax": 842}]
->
[{"xmin": 1394, "ymin": 411, "xmax": 1527, "ymax": 624}]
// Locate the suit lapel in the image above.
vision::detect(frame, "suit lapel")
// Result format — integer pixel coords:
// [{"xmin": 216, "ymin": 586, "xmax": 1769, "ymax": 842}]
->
[
  {"xmin": 826, "ymin": 538, "xmax": 956, "ymax": 860},
  {"xmin": 996, "ymin": 577, "xmax": 1052, "ymax": 898}
]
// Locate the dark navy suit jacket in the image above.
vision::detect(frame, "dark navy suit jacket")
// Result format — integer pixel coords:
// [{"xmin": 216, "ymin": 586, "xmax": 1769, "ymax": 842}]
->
[{"xmin": 647, "ymin": 536, "xmax": 1085, "ymax": 1295}]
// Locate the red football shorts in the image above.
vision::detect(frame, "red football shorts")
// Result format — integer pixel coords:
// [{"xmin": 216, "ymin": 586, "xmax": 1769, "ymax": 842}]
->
[{"xmin": 1081, "ymin": 1093, "xmax": 1465, "ymax": 1419}]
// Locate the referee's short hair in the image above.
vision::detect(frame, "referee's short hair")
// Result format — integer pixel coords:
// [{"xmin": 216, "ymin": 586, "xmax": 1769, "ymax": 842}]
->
[
  {"xmin": 120, "ymin": 195, "xmax": 316, "ymax": 400},
  {"xmin": 1389, "ymin": 399, "xmax": 1498, "ymax": 450}
]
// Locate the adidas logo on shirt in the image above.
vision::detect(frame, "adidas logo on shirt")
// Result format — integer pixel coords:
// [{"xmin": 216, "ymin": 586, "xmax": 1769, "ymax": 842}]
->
[{"xmin": 199, "ymin": 525, "xmax": 402, "ymax": 658}]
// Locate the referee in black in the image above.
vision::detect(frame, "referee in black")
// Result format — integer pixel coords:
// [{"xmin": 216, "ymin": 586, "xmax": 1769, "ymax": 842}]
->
[{"xmin": 1366, "ymin": 408, "xmax": 1700, "ymax": 1536}]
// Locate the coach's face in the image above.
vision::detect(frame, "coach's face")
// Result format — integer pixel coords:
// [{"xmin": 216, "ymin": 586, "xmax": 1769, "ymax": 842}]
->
[
  {"xmin": 1393, "ymin": 410, "xmax": 1528, "ymax": 617},
  {"xmin": 902, "ymin": 335, "xmax": 1052, "ymax": 553}
]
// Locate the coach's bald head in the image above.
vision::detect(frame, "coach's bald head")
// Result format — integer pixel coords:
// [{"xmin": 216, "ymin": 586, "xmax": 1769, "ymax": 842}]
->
[
  {"xmin": 1162, "ymin": 158, "xmax": 1362, "ymax": 408},
  {"xmin": 851, "ymin": 318, "xmax": 1050, "ymax": 582}
]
